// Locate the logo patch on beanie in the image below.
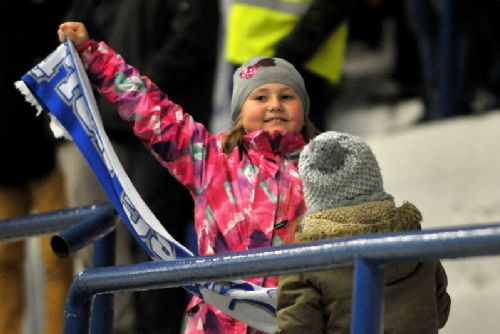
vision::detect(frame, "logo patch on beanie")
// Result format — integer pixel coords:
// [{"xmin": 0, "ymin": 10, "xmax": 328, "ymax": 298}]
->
[{"xmin": 239, "ymin": 58, "xmax": 276, "ymax": 79}]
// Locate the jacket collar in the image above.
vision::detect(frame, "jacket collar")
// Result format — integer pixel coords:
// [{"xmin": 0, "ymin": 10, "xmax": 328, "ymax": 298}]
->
[
  {"xmin": 297, "ymin": 201, "xmax": 422, "ymax": 242},
  {"xmin": 243, "ymin": 130, "xmax": 305, "ymax": 159}
]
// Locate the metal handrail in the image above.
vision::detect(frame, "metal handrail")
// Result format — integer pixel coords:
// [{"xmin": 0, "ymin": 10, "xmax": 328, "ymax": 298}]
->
[
  {"xmin": 63, "ymin": 221, "xmax": 500, "ymax": 334},
  {"xmin": 0, "ymin": 203, "xmax": 117, "ymax": 334},
  {"xmin": 0, "ymin": 203, "xmax": 113, "ymax": 242},
  {"xmin": 51, "ymin": 205, "xmax": 116, "ymax": 258}
]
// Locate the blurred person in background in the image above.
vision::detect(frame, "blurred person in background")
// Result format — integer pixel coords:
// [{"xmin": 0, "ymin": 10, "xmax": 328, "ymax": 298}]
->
[
  {"xmin": 405, "ymin": 0, "xmax": 477, "ymax": 121},
  {"xmin": 0, "ymin": 1, "xmax": 72, "ymax": 333},
  {"xmin": 349, "ymin": 0, "xmax": 422, "ymax": 104},
  {"xmin": 224, "ymin": 0, "xmax": 353, "ymax": 131},
  {"xmin": 60, "ymin": 1, "xmax": 220, "ymax": 333}
]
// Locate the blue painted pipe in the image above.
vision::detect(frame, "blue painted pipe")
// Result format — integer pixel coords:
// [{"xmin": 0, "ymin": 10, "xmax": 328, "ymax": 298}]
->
[
  {"xmin": 0, "ymin": 203, "xmax": 114, "ymax": 242},
  {"xmin": 91, "ymin": 229, "xmax": 117, "ymax": 334},
  {"xmin": 51, "ymin": 205, "xmax": 116, "ymax": 258},
  {"xmin": 351, "ymin": 257, "xmax": 385, "ymax": 334},
  {"xmin": 46, "ymin": 205, "xmax": 117, "ymax": 333},
  {"xmin": 64, "ymin": 222, "xmax": 500, "ymax": 334}
]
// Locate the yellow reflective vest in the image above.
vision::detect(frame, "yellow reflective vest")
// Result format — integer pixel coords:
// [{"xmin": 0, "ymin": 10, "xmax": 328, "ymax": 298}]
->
[{"xmin": 225, "ymin": 0, "xmax": 348, "ymax": 83}]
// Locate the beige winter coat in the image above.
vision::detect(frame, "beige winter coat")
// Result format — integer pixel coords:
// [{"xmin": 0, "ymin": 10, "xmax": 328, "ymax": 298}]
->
[{"xmin": 276, "ymin": 201, "xmax": 451, "ymax": 334}]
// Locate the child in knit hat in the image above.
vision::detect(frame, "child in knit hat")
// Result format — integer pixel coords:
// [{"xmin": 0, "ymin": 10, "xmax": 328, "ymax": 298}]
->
[
  {"xmin": 59, "ymin": 22, "xmax": 318, "ymax": 334},
  {"xmin": 276, "ymin": 131, "xmax": 451, "ymax": 334}
]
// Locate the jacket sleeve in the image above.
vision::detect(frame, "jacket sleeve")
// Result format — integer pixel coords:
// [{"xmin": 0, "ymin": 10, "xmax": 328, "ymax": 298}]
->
[
  {"xmin": 276, "ymin": 273, "xmax": 325, "ymax": 333},
  {"xmin": 78, "ymin": 40, "xmax": 218, "ymax": 194},
  {"xmin": 274, "ymin": 0, "xmax": 353, "ymax": 66},
  {"xmin": 435, "ymin": 261, "xmax": 451, "ymax": 329}
]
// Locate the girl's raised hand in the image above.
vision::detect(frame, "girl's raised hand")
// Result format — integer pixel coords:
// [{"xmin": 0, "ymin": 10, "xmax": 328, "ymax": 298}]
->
[{"xmin": 57, "ymin": 22, "xmax": 89, "ymax": 47}]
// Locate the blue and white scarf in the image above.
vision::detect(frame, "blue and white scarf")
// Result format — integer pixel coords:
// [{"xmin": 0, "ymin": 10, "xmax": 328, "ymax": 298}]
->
[{"xmin": 16, "ymin": 40, "xmax": 277, "ymax": 333}]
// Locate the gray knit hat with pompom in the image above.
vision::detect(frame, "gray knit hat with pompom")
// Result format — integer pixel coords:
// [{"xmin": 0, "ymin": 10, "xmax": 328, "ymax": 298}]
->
[{"xmin": 299, "ymin": 131, "xmax": 393, "ymax": 215}]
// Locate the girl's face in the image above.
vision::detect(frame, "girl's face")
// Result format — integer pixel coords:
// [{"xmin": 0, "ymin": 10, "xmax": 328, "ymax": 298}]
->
[{"xmin": 240, "ymin": 83, "xmax": 305, "ymax": 133}]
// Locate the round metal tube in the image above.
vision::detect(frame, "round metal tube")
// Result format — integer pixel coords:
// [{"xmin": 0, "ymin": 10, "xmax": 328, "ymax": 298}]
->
[
  {"xmin": 0, "ymin": 203, "xmax": 113, "ymax": 242},
  {"xmin": 352, "ymin": 258, "xmax": 385, "ymax": 334},
  {"xmin": 64, "ymin": 222, "xmax": 500, "ymax": 334},
  {"xmin": 91, "ymin": 230, "xmax": 117, "ymax": 334},
  {"xmin": 51, "ymin": 205, "xmax": 116, "ymax": 258}
]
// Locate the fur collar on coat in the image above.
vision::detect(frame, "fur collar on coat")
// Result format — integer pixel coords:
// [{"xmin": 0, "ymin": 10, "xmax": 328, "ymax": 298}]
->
[{"xmin": 297, "ymin": 201, "xmax": 422, "ymax": 242}]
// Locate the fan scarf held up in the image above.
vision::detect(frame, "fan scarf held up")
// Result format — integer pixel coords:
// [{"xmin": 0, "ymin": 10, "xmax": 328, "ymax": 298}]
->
[{"xmin": 15, "ymin": 40, "xmax": 278, "ymax": 334}]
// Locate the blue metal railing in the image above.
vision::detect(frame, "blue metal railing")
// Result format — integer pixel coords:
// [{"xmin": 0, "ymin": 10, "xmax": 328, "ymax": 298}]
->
[
  {"xmin": 49, "ymin": 204, "xmax": 117, "ymax": 334},
  {"xmin": 4, "ymin": 204, "xmax": 499, "ymax": 333},
  {"xmin": 50, "ymin": 204, "xmax": 115, "ymax": 258},
  {"xmin": 0, "ymin": 203, "xmax": 117, "ymax": 334},
  {"xmin": 62, "ymin": 221, "xmax": 500, "ymax": 334},
  {"xmin": 0, "ymin": 203, "xmax": 114, "ymax": 242}
]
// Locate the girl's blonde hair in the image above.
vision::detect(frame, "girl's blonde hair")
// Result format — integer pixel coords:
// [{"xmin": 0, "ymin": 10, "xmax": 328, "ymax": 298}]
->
[{"xmin": 222, "ymin": 115, "xmax": 320, "ymax": 154}]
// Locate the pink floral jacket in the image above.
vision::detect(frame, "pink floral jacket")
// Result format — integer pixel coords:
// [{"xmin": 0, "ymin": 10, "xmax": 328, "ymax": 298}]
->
[{"xmin": 79, "ymin": 40, "xmax": 307, "ymax": 334}]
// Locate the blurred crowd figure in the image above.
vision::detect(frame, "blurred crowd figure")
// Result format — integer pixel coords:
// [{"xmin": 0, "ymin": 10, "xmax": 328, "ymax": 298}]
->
[
  {"xmin": 348, "ymin": 0, "xmax": 500, "ymax": 123},
  {"xmin": 223, "ymin": 0, "xmax": 354, "ymax": 131},
  {"xmin": 348, "ymin": 0, "xmax": 422, "ymax": 103},
  {"xmin": 0, "ymin": 1, "xmax": 72, "ymax": 333},
  {"xmin": 59, "ymin": 0, "xmax": 219, "ymax": 333},
  {"xmin": 405, "ymin": 0, "xmax": 499, "ymax": 121}
]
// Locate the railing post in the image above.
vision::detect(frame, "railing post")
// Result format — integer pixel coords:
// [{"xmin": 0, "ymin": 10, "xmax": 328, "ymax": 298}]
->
[
  {"xmin": 55, "ymin": 207, "xmax": 117, "ymax": 334},
  {"xmin": 351, "ymin": 256, "xmax": 385, "ymax": 334},
  {"xmin": 91, "ymin": 226, "xmax": 117, "ymax": 334},
  {"xmin": 63, "ymin": 279, "xmax": 93, "ymax": 334},
  {"xmin": 62, "ymin": 222, "xmax": 500, "ymax": 334}
]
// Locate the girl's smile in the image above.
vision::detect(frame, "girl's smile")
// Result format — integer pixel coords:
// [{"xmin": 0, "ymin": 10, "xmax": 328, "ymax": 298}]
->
[{"xmin": 264, "ymin": 116, "xmax": 288, "ymax": 123}]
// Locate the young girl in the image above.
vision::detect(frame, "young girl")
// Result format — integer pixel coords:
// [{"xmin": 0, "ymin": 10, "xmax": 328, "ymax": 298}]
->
[{"xmin": 58, "ymin": 22, "xmax": 318, "ymax": 334}]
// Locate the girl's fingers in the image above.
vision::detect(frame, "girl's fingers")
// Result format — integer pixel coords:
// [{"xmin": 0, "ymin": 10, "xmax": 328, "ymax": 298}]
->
[
  {"xmin": 57, "ymin": 27, "xmax": 72, "ymax": 42},
  {"xmin": 57, "ymin": 22, "xmax": 89, "ymax": 46},
  {"xmin": 59, "ymin": 22, "xmax": 82, "ymax": 31},
  {"xmin": 57, "ymin": 29, "xmax": 65, "ymax": 42}
]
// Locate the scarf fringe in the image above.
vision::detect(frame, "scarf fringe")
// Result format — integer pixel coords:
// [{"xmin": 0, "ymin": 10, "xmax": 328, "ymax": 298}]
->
[{"xmin": 14, "ymin": 80, "xmax": 73, "ymax": 141}]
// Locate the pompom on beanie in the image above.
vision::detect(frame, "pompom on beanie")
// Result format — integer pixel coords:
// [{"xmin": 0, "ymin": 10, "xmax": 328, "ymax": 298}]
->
[
  {"xmin": 230, "ymin": 56, "xmax": 310, "ymax": 122},
  {"xmin": 299, "ymin": 131, "xmax": 393, "ymax": 215}
]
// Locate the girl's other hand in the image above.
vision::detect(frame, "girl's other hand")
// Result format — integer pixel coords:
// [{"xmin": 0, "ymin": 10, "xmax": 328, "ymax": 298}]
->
[{"xmin": 57, "ymin": 22, "xmax": 89, "ymax": 47}]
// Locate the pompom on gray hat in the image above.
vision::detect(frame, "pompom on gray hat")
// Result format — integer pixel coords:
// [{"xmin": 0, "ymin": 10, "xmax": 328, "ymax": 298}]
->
[
  {"xmin": 299, "ymin": 131, "xmax": 393, "ymax": 215},
  {"xmin": 230, "ymin": 56, "xmax": 310, "ymax": 122}
]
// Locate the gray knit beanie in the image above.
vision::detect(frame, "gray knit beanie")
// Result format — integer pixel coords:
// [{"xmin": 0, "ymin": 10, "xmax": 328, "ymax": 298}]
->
[
  {"xmin": 299, "ymin": 131, "xmax": 393, "ymax": 215},
  {"xmin": 230, "ymin": 56, "xmax": 310, "ymax": 122}
]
